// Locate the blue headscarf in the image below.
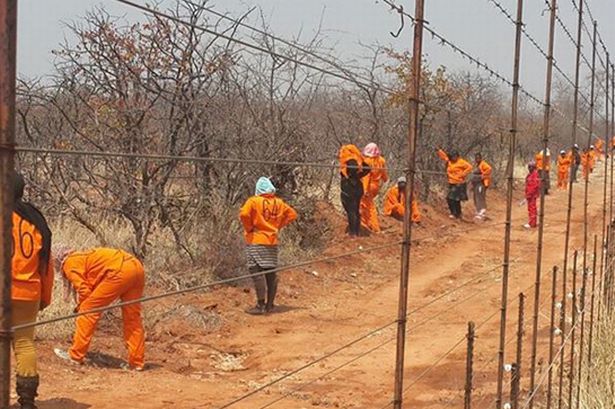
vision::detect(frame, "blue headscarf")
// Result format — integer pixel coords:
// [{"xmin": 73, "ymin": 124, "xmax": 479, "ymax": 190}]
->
[{"xmin": 255, "ymin": 177, "xmax": 276, "ymax": 196}]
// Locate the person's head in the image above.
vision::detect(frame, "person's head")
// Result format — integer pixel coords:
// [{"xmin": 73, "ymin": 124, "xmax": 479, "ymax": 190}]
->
[
  {"xmin": 362, "ymin": 142, "xmax": 381, "ymax": 158},
  {"xmin": 528, "ymin": 161, "xmax": 537, "ymax": 172},
  {"xmin": 449, "ymin": 151, "xmax": 460, "ymax": 162},
  {"xmin": 397, "ymin": 176, "xmax": 407, "ymax": 190},
  {"xmin": 474, "ymin": 153, "xmax": 482, "ymax": 164},
  {"xmin": 12, "ymin": 171, "xmax": 25, "ymax": 203},
  {"xmin": 255, "ymin": 176, "xmax": 276, "ymax": 196},
  {"xmin": 52, "ymin": 245, "xmax": 74, "ymax": 273},
  {"xmin": 590, "ymin": 145, "xmax": 595, "ymax": 151},
  {"xmin": 560, "ymin": 150, "xmax": 566, "ymax": 157}
]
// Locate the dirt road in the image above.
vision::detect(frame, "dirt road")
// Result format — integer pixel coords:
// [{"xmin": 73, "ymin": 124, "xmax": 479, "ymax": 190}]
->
[{"xmin": 18, "ymin": 167, "xmax": 610, "ymax": 409}]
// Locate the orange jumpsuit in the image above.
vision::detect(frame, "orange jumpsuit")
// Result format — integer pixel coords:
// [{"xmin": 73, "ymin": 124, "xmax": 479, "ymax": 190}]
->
[
  {"xmin": 12, "ymin": 212, "xmax": 54, "ymax": 307},
  {"xmin": 383, "ymin": 185, "xmax": 420, "ymax": 223},
  {"xmin": 557, "ymin": 154, "xmax": 571, "ymax": 189},
  {"xmin": 581, "ymin": 151, "xmax": 591, "ymax": 179},
  {"xmin": 595, "ymin": 139, "xmax": 604, "ymax": 159},
  {"xmin": 437, "ymin": 150, "xmax": 473, "ymax": 184},
  {"xmin": 239, "ymin": 194, "xmax": 298, "ymax": 245},
  {"xmin": 11, "ymin": 211, "xmax": 54, "ymax": 377},
  {"xmin": 589, "ymin": 150, "xmax": 596, "ymax": 172},
  {"xmin": 62, "ymin": 248, "xmax": 145, "ymax": 368},
  {"xmin": 535, "ymin": 151, "xmax": 552, "ymax": 171},
  {"xmin": 360, "ymin": 155, "xmax": 389, "ymax": 232},
  {"xmin": 339, "ymin": 144, "xmax": 364, "ymax": 178}
]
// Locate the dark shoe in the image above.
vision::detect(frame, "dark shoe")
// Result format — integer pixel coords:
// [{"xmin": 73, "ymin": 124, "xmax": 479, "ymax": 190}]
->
[
  {"xmin": 246, "ymin": 301, "xmax": 266, "ymax": 315},
  {"xmin": 16, "ymin": 375, "xmax": 39, "ymax": 409}
]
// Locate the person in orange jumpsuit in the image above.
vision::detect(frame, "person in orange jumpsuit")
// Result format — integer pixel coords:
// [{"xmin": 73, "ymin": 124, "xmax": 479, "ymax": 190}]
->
[
  {"xmin": 240, "ymin": 177, "xmax": 297, "ymax": 314},
  {"xmin": 339, "ymin": 145, "xmax": 371, "ymax": 236},
  {"xmin": 581, "ymin": 148, "xmax": 592, "ymax": 180},
  {"xmin": 437, "ymin": 148, "xmax": 473, "ymax": 219},
  {"xmin": 589, "ymin": 145, "xmax": 597, "ymax": 173},
  {"xmin": 535, "ymin": 148, "xmax": 551, "ymax": 195},
  {"xmin": 54, "ymin": 247, "xmax": 146, "ymax": 370},
  {"xmin": 594, "ymin": 138, "xmax": 604, "ymax": 161},
  {"xmin": 557, "ymin": 150, "xmax": 572, "ymax": 190},
  {"xmin": 382, "ymin": 176, "xmax": 421, "ymax": 224},
  {"xmin": 11, "ymin": 172, "xmax": 54, "ymax": 409},
  {"xmin": 360, "ymin": 143, "xmax": 388, "ymax": 233},
  {"xmin": 470, "ymin": 153, "xmax": 492, "ymax": 220}
]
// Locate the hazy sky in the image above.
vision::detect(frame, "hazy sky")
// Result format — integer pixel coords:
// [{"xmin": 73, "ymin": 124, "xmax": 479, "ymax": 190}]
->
[{"xmin": 17, "ymin": 0, "xmax": 615, "ymax": 99}]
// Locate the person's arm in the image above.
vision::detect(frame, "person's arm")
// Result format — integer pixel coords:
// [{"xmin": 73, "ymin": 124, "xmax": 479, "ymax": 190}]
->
[
  {"xmin": 436, "ymin": 149, "xmax": 449, "ymax": 163},
  {"xmin": 239, "ymin": 199, "xmax": 255, "ymax": 233},
  {"xmin": 280, "ymin": 202, "xmax": 298, "ymax": 229},
  {"xmin": 63, "ymin": 257, "xmax": 92, "ymax": 303},
  {"xmin": 462, "ymin": 160, "xmax": 474, "ymax": 179},
  {"xmin": 40, "ymin": 256, "xmax": 54, "ymax": 310},
  {"xmin": 358, "ymin": 162, "xmax": 371, "ymax": 178}
]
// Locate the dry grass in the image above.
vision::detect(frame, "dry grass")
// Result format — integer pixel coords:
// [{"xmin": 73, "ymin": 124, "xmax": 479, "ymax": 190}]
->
[{"xmin": 575, "ymin": 315, "xmax": 615, "ymax": 409}]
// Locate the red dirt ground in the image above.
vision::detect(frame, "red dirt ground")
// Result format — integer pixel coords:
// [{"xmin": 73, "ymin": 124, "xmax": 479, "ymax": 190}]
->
[{"xmin": 10, "ymin": 166, "xmax": 609, "ymax": 409}]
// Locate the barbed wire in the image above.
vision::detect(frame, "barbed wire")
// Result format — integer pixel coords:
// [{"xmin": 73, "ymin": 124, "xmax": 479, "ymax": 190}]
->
[
  {"xmin": 570, "ymin": 0, "xmax": 606, "ymax": 70},
  {"xmin": 12, "ymin": 240, "xmax": 402, "ymax": 331},
  {"xmin": 221, "ymin": 261, "xmax": 509, "ymax": 408},
  {"xmin": 255, "ymin": 268, "xmax": 504, "ymax": 408},
  {"xmin": 383, "ymin": 0, "xmax": 611, "ymax": 133}
]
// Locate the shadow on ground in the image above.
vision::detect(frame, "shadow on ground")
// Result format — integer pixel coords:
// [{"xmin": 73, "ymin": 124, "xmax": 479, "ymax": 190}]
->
[{"xmin": 13, "ymin": 398, "xmax": 92, "ymax": 409}]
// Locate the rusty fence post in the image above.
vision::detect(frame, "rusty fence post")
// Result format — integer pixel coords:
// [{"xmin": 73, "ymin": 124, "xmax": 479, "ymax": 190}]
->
[
  {"xmin": 530, "ymin": 0, "xmax": 558, "ymax": 402},
  {"xmin": 546, "ymin": 267, "xmax": 558, "ymax": 409},
  {"xmin": 496, "ymin": 0, "xmax": 525, "ymax": 406},
  {"xmin": 465, "ymin": 321, "xmax": 475, "ymax": 409},
  {"xmin": 575, "ymin": 248, "xmax": 590, "ymax": 409},
  {"xmin": 391, "ymin": 0, "xmax": 425, "ymax": 407},
  {"xmin": 567, "ymin": 251, "xmax": 579, "ymax": 408},
  {"xmin": 512, "ymin": 293, "xmax": 525, "ymax": 409},
  {"xmin": 586, "ymin": 237, "xmax": 598, "ymax": 385},
  {"xmin": 0, "ymin": 0, "xmax": 17, "ymax": 407}
]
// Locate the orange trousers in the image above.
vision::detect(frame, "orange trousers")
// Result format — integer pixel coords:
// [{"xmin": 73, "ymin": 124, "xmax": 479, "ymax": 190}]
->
[
  {"xmin": 582, "ymin": 164, "xmax": 590, "ymax": 180},
  {"xmin": 557, "ymin": 171, "xmax": 568, "ymax": 189},
  {"xmin": 390, "ymin": 200, "xmax": 421, "ymax": 223},
  {"xmin": 360, "ymin": 193, "xmax": 381, "ymax": 232},
  {"xmin": 69, "ymin": 258, "xmax": 145, "ymax": 368}
]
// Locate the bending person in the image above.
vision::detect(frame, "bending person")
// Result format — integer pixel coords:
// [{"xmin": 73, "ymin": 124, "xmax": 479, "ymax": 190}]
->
[
  {"xmin": 240, "ymin": 177, "xmax": 297, "ymax": 315},
  {"xmin": 437, "ymin": 148, "xmax": 473, "ymax": 219},
  {"xmin": 54, "ymin": 247, "xmax": 145, "ymax": 371},
  {"xmin": 11, "ymin": 172, "xmax": 54, "ymax": 409},
  {"xmin": 383, "ymin": 176, "xmax": 421, "ymax": 224}
]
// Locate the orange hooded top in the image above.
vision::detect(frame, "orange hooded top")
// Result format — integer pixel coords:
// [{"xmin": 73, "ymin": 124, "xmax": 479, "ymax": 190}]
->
[
  {"xmin": 11, "ymin": 212, "xmax": 54, "ymax": 307},
  {"xmin": 339, "ymin": 145, "xmax": 364, "ymax": 178},
  {"xmin": 476, "ymin": 160, "xmax": 493, "ymax": 187},
  {"xmin": 61, "ymin": 248, "xmax": 138, "ymax": 303},
  {"xmin": 558, "ymin": 154, "xmax": 572, "ymax": 172},
  {"xmin": 362, "ymin": 156, "xmax": 389, "ymax": 195},
  {"xmin": 240, "ymin": 194, "xmax": 297, "ymax": 246},
  {"xmin": 535, "ymin": 150, "xmax": 551, "ymax": 171},
  {"xmin": 437, "ymin": 149, "xmax": 473, "ymax": 185}
]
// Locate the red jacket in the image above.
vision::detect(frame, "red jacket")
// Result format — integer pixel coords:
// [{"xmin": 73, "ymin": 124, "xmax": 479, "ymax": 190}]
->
[{"xmin": 525, "ymin": 170, "xmax": 540, "ymax": 200}]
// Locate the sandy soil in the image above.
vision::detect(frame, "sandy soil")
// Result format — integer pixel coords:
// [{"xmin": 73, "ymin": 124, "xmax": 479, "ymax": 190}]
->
[{"xmin": 11, "ymin": 166, "xmax": 609, "ymax": 409}]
